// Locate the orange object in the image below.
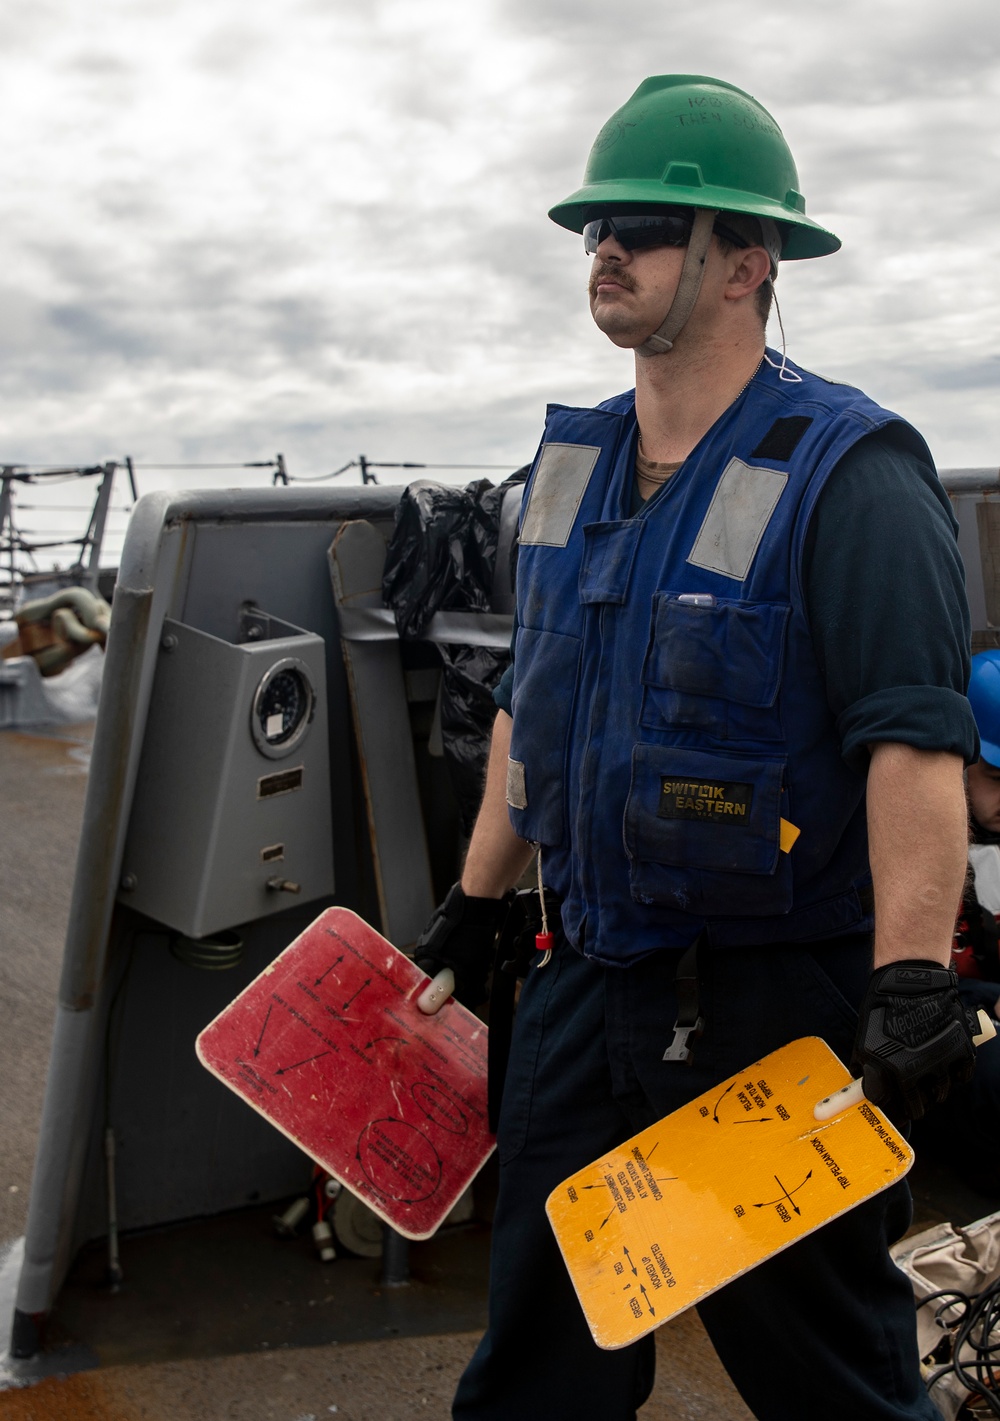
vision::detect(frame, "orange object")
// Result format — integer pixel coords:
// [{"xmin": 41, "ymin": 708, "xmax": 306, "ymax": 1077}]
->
[{"xmin": 546, "ymin": 1036, "xmax": 912, "ymax": 1350}]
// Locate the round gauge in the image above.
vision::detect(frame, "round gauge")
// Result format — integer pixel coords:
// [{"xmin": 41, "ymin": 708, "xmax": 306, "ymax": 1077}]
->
[{"xmin": 250, "ymin": 658, "xmax": 316, "ymax": 759}]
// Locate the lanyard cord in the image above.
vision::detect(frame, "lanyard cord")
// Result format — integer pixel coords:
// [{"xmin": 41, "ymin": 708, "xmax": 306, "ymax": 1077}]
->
[{"xmin": 536, "ymin": 846, "xmax": 553, "ymax": 966}]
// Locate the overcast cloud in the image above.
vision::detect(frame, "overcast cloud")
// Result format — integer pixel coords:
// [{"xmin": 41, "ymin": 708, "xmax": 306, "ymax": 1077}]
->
[{"xmin": 0, "ymin": 0, "xmax": 998, "ymax": 564}]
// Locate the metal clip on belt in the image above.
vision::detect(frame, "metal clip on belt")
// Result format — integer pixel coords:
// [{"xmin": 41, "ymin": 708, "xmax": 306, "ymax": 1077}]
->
[{"xmin": 662, "ymin": 936, "xmax": 704, "ymax": 1064}]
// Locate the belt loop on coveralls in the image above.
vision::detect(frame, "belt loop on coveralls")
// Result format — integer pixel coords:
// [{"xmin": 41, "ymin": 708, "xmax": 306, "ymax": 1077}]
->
[{"xmin": 662, "ymin": 931, "xmax": 707, "ymax": 1064}]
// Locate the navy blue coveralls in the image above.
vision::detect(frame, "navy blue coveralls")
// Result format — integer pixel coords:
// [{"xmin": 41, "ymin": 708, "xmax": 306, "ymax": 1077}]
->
[{"xmin": 454, "ymin": 356, "xmax": 950, "ymax": 1421}]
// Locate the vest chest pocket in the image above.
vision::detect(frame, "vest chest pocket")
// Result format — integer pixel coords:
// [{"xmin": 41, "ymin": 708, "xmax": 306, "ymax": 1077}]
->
[
  {"xmin": 624, "ymin": 745, "xmax": 793, "ymax": 916},
  {"xmin": 641, "ymin": 595, "xmax": 790, "ymax": 742}
]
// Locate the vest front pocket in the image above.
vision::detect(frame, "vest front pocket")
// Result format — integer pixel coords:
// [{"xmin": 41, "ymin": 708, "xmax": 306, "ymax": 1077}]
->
[
  {"xmin": 508, "ymin": 626, "xmax": 582, "ymax": 846},
  {"xmin": 640, "ymin": 595, "xmax": 789, "ymax": 743},
  {"xmin": 624, "ymin": 744, "xmax": 793, "ymax": 916},
  {"xmin": 579, "ymin": 520, "xmax": 645, "ymax": 604}
]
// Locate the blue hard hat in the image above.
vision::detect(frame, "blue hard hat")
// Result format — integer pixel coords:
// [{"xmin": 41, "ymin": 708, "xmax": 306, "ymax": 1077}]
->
[{"xmin": 968, "ymin": 651, "xmax": 1000, "ymax": 766}]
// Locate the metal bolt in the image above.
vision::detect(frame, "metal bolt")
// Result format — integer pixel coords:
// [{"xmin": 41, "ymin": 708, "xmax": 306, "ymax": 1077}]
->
[
  {"xmin": 266, "ymin": 877, "xmax": 301, "ymax": 894},
  {"xmin": 120, "ymin": 873, "xmax": 137, "ymax": 892},
  {"xmin": 160, "ymin": 633, "xmax": 178, "ymax": 651}
]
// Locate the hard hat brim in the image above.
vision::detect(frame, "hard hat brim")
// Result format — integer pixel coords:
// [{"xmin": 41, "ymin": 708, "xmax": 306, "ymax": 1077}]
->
[{"xmin": 549, "ymin": 180, "xmax": 841, "ymax": 261}]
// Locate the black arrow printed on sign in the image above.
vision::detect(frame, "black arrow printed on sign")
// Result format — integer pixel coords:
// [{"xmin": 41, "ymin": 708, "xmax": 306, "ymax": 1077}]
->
[
  {"xmin": 274, "ymin": 1050, "xmax": 331, "ymax": 1076},
  {"xmin": 315, "ymin": 954, "xmax": 344, "ymax": 988},
  {"xmin": 599, "ymin": 1203, "xmax": 618, "ymax": 1230},
  {"xmin": 623, "ymin": 1247, "xmax": 638, "ymax": 1276},
  {"xmin": 253, "ymin": 1002, "xmax": 273, "ymax": 1058},
  {"xmin": 639, "ymin": 1284, "xmax": 655, "ymax": 1316},
  {"xmin": 753, "ymin": 1170, "xmax": 813, "ymax": 1214},
  {"xmin": 343, "ymin": 979, "xmax": 371, "ymax": 1011},
  {"xmin": 712, "ymin": 1082, "xmax": 735, "ymax": 1123}
]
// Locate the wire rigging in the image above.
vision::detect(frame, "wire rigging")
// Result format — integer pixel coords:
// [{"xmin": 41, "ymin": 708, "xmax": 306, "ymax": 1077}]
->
[
  {"xmin": 281, "ymin": 457, "xmax": 516, "ymax": 486},
  {"xmin": 134, "ymin": 461, "xmax": 280, "ymax": 470},
  {"xmin": 1, "ymin": 450, "xmax": 520, "ymax": 589}
]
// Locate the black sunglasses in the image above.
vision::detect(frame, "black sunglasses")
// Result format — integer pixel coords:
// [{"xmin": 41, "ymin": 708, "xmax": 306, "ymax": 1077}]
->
[{"xmin": 583, "ymin": 212, "xmax": 749, "ymax": 256}]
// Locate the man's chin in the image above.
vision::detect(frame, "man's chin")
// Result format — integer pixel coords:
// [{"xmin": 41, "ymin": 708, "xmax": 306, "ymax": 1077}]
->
[{"xmin": 590, "ymin": 310, "xmax": 649, "ymax": 349}]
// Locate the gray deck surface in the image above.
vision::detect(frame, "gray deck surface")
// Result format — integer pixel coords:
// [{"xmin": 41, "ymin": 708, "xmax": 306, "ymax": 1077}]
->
[{"xmin": 0, "ymin": 720, "xmax": 995, "ymax": 1419}]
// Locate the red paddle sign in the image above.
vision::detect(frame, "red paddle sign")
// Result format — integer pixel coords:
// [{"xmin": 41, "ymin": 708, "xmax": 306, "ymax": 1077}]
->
[{"xmin": 196, "ymin": 908, "xmax": 494, "ymax": 1239}]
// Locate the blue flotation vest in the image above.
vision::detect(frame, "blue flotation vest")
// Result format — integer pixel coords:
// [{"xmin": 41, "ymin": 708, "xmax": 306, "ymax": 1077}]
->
[{"xmin": 506, "ymin": 353, "xmax": 927, "ymax": 965}]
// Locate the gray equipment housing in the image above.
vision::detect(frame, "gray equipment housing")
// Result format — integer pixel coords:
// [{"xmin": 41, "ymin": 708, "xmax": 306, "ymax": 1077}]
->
[
  {"xmin": 120, "ymin": 610, "xmax": 334, "ymax": 939},
  {"xmin": 9, "ymin": 482, "xmax": 518, "ymax": 1358}
]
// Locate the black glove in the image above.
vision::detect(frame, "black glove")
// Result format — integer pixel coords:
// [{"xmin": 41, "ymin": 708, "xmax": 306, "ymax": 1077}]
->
[
  {"xmin": 851, "ymin": 959, "xmax": 977, "ymax": 1121},
  {"xmin": 414, "ymin": 882, "xmax": 509, "ymax": 1008}
]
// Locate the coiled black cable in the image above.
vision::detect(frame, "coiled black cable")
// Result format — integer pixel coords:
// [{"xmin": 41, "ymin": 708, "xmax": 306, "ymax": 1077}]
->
[{"xmin": 921, "ymin": 1281, "xmax": 1000, "ymax": 1415}]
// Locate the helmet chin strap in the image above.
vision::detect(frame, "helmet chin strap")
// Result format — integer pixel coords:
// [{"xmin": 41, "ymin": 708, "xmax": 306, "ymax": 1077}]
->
[{"xmin": 637, "ymin": 207, "xmax": 718, "ymax": 357}]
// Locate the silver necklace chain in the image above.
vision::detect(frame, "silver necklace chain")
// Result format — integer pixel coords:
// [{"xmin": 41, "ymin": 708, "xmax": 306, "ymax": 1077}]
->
[{"xmin": 637, "ymin": 356, "xmax": 763, "ymax": 477}]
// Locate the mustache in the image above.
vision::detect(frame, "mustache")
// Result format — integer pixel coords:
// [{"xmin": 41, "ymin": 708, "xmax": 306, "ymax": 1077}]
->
[{"xmin": 588, "ymin": 263, "xmax": 637, "ymax": 299}]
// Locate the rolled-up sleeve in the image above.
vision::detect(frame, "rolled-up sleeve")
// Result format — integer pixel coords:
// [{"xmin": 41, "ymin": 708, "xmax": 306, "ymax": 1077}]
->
[
  {"xmin": 493, "ymin": 659, "xmax": 515, "ymax": 716},
  {"xmin": 492, "ymin": 621, "xmax": 517, "ymax": 716},
  {"xmin": 803, "ymin": 424, "xmax": 979, "ymax": 772}
]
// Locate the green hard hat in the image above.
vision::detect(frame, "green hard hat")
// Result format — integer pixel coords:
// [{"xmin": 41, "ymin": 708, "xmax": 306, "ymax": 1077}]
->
[{"xmin": 550, "ymin": 75, "xmax": 840, "ymax": 262}]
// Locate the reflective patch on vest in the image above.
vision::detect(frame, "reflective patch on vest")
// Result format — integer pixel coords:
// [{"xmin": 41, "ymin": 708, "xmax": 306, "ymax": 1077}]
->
[
  {"xmin": 507, "ymin": 758, "xmax": 528, "ymax": 810},
  {"xmin": 658, "ymin": 776, "xmax": 753, "ymax": 825},
  {"xmin": 686, "ymin": 458, "xmax": 788, "ymax": 582},
  {"xmin": 520, "ymin": 443, "xmax": 601, "ymax": 547}
]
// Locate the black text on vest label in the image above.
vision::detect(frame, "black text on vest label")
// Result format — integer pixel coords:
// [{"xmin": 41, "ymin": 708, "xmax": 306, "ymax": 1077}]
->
[{"xmin": 658, "ymin": 777, "xmax": 754, "ymax": 824}]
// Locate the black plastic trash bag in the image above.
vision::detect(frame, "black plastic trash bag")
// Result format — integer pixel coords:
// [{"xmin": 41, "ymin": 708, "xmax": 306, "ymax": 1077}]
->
[{"xmin": 382, "ymin": 472, "xmax": 526, "ymax": 835}]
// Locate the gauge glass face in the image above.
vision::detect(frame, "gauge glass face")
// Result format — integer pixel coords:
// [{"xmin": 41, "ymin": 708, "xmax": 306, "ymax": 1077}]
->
[{"xmin": 258, "ymin": 668, "xmax": 308, "ymax": 745}]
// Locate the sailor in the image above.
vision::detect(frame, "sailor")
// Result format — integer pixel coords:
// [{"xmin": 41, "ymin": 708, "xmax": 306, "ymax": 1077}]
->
[
  {"xmin": 416, "ymin": 76, "xmax": 978, "ymax": 1420},
  {"xmin": 913, "ymin": 649, "xmax": 1000, "ymax": 1195}
]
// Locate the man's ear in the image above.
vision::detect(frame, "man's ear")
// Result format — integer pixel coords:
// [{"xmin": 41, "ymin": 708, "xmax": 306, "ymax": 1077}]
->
[{"xmin": 724, "ymin": 246, "xmax": 772, "ymax": 303}]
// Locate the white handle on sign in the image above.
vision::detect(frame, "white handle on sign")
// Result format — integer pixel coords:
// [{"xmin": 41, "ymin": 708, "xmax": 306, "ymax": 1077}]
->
[
  {"xmin": 813, "ymin": 1008, "xmax": 997, "ymax": 1122},
  {"xmin": 416, "ymin": 968, "xmax": 454, "ymax": 1015}
]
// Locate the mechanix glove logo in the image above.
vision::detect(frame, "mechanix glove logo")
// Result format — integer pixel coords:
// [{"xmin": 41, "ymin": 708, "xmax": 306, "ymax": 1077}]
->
[{"xmin": 893, "ymin": 968, "xmax": 934, "ymax": 987}]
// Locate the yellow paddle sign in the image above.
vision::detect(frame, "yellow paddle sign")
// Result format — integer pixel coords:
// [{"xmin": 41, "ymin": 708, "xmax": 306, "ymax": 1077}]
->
[{"xmin": 546, "ymin": 1036, "xmax": 912, "ymax": 1350}]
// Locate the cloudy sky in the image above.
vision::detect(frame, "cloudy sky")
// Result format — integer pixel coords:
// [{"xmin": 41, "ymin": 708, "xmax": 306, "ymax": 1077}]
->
[{"xmin": 1, "ymin": 0, "xmax": 998, "ymax": 562}]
